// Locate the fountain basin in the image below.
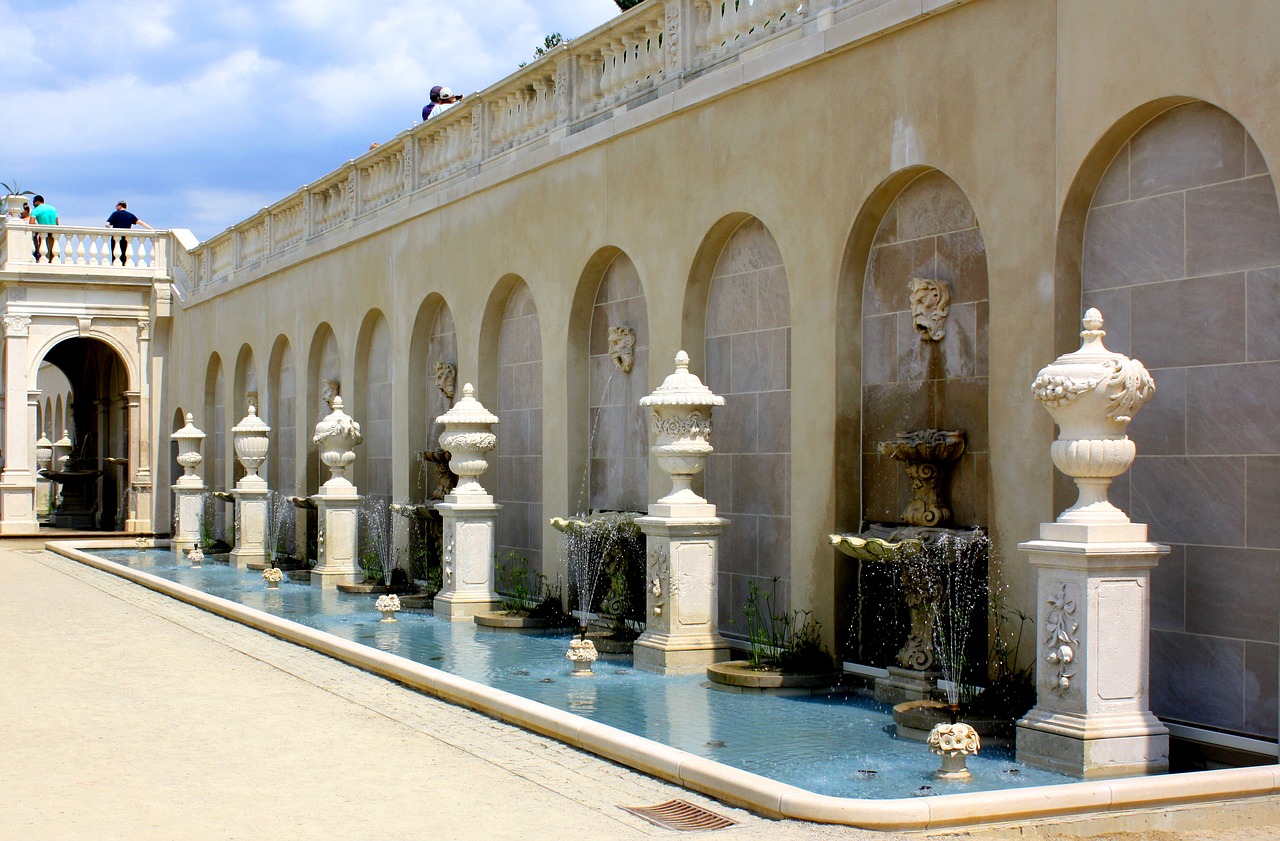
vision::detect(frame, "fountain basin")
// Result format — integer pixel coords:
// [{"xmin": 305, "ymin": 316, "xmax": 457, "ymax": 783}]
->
[
  {"xmin": 706, "ymin": 661, "xmax": 839, "ymax": 695},
  {"xmin": 892, "ymin": 700, "xmax": 1013, "ymax": 748},
  {"xmin": 474, "ymin": 611, "xmax": 573, "ymax": 630}
]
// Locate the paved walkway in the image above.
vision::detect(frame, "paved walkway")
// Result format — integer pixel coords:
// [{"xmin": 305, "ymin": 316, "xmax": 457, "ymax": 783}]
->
[{"xmin": 1, "ymin": 544, "xmax": 1276, "ymax": 841}]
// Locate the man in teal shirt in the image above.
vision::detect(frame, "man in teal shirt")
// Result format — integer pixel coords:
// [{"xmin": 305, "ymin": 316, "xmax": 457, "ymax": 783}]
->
[{"xmin": 29, "ymin": 195, "xmax": 57, "ymax": 262}]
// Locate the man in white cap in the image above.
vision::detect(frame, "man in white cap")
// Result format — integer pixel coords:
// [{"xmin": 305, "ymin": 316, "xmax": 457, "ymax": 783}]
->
[{"xmin": 422, "ymin": 85, "xmax": 464, "ymax": 120}]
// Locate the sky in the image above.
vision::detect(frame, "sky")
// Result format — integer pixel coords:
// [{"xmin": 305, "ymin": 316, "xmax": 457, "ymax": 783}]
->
[{"xmin": 1, "ymin": 0, "xmax": 624, "ymax": 240}]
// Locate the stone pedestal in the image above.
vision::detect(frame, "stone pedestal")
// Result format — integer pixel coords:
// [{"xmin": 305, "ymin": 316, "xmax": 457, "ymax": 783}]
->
[
  {"xmin": 633, "ymin": 351, "xmax": 730, "ymax": 675},
  {"xmin": 310, "ymin": 487, "xmax": 362, "ymax": 587},
  {"xmin": 433, "ymin": 496, "xmax": 502, "ymax": 620},
  {"xmin": 633, "ymin": 512, "xmax": 730, "ymax": 674},
  {"xmin": 1015, "ymin": 309, "xmax": 1168, "ymax": 778},
  {"xmin": 172, "ymin": 484, "xmax": 205, "ymax": 553},
  {"xmin": 229, "ymin": 486, "xmax": 269, "ymax": 569},
  {"xmin": 430, "ymin": 383, "xmax": 501, "ymax": 621},
  {"xmin": 1015, "ymin": 537, "xmax": 1169, "ymax": 778}
]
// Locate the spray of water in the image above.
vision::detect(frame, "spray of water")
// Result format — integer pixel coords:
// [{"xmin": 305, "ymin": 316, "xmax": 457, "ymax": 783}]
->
[
  {"xmin": 918, "ymin": 530, "xmax": 989, "ymax": 710},
  {"xmin": 359, "ymin": 497, "xmax": 392, "ymax": 588}
]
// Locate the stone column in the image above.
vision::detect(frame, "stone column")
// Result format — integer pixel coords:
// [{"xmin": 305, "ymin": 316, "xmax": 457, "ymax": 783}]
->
[
  {"xmin": 432, "ymin": 384, "xmax": 501, "ymax": 621},
  {"xmin": 634, "ymin": 351, "xmax": 730, "ymax": 674},
  {"xmin": 310, "ymin": 396, "xmax": 363, "ymax": 588},
  {"xmin": 0, "ymin": 315, "xmax": 37, "ymax": 533},
  {"xmin": 1016, "ymin": 309, "xmax": 1169, "ymax": 779},
  {"xmin": 170, "ymin": 413, "xmax": 206, "ymax": 554},
  {"xmin": 229, "ymin": 405, "xmax": 271, "ymax": 569}
]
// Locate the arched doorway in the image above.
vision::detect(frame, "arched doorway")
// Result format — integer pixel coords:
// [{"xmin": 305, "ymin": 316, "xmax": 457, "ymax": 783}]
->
[{"xmin": 38, "ymin": 336, "xmax": 130, "ymax": 530}]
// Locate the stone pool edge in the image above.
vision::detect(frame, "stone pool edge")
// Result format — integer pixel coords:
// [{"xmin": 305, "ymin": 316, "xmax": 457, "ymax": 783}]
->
[{"xmin": 49, "ymin": 540, "xmax": 1280, "ymax": 833}]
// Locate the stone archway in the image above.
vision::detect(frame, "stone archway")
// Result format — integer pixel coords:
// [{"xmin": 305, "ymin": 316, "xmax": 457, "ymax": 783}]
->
[{"xmin": 36, "ymin": 336, "xmax": 131, "ymax": 530}]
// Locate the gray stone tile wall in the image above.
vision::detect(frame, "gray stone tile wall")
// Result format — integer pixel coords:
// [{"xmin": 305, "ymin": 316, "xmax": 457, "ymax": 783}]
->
[
  {"xmin": 703, "ymin": 218, "xmax": 791, "ymax": 636},
  {"xmin": 587, "ymin": 254, "xmax": 648, "ymax": 514},
  {"xmin": 424, "ymin": 305, "xmax": 457, "ymax": 493},
  {"xmin": 496, "ymin": 283, "xmax": 543, "ymax": 574},
  {"xmin": 360, "ymin": 319, "xmax": 393, "ymax": 502},
  {"xmin": 269, "ymin": 344, "xmax": 296, "ymax": 493},
  {"xmin": 1083, "ymin": 102, "xmax": 1280, "ymax": 739},
  {"xmin": 861, "ymin": 171, "xmax": 990, "ymax": 530}
]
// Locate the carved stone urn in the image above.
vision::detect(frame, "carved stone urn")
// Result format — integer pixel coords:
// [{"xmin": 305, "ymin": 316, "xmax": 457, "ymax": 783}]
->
[
  {"xmin": 312, "ymin": 396, "xmax": 363, "ymax": 491},
  {"xmin": 435, "ymin": 383, "xmax": 499, "ymax": 496},
  {"xmin": 232, "ymin": 406, "xmax": 271, "ymax": 485},
  {"xmin": 35, "ymin": 432, "xmax": 53, "ymax": 473},
  {"xmin": 567, "ymin": 637, "xmax": 599, "ymax": 676},
  {"xmin": 376, "ymin": 593, "xmax": 401, "ymax": 622},
  {"xmin": 928, "ymin": 721, "xmax": 980, "ymax": 780},
  {"xmin": 639, "ymin": 350, "xmax": 725, "ymax": 507},
  {"xmin": 171, "ymin": 413, "xmax": 206, "ymax": 487},
  {"xmin": 187, "ymin": 546, "xmax": 203, "ymax": 568},
  {"xmin": 1032, "ymin": 308, "xmax": 1155, "ymax": 532}
]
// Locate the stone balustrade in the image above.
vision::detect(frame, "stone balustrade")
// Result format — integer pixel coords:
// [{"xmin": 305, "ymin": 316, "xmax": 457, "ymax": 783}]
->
[
  {"xmin": 0, "ymin": 219, "xmax": 174, "ymax": 275},
  {"xmin": 180, "ymin": 0, "xmax": 956, "ymax": 295}
]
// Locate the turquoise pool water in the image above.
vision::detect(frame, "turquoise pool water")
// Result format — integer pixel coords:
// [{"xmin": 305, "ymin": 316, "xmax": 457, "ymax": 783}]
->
[{"xmin": 96, "ymin": 548, "xmax": 1075, "ymax": 799}]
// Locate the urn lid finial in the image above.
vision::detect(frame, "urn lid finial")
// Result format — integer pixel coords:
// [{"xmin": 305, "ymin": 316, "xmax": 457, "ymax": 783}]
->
[
  {"xmin": 640, "ymin": 350, "xmax": 725, "ymax": 408},
  {"xmin": 233, "ymin": 404, "xmax": 271, "ymax": 434},
  {"xmin": 436, "ymin": 382, "xmax": 499, "ymax": 426},
  {"xmin": 171, "ymin": 413, "xmax": 206, "ymax": 442}
]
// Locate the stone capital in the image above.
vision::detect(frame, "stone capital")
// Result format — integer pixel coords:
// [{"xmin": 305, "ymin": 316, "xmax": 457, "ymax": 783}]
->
[{"xmin": 3, "ymin": 314, "xmax": 30, "ymax": 337}]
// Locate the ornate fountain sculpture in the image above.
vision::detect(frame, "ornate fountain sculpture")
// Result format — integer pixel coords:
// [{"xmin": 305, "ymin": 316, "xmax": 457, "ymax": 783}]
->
[{"xmin": 878, "ymin": 429, "xmax": 965, "ymax": 528}]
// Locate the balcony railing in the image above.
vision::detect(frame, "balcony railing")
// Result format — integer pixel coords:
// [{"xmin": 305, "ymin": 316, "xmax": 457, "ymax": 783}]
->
[
  {"xmin": 0, "ymin": 218, "xmax": 176, "ymax": 277},
  {"xmin": 183, "ymin": 0, "xmax": 960, "ymax": 294}
]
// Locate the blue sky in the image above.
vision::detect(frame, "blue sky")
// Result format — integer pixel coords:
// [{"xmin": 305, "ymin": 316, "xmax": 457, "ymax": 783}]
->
[{"xmin": 1, "ymin": 0, "xmax": 623, "ymax": 239}]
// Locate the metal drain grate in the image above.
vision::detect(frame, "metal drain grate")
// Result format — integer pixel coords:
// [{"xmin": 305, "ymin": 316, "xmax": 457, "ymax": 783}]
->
[{"xmin": 620, "ymin": 799, "xmax": 738, "ymax": 832}]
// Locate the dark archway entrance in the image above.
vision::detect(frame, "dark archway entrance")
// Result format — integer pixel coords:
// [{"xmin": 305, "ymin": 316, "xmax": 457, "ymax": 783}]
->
[{"xmin": 39, "ymin": 337, "xmax": 130, "ymax": 530}]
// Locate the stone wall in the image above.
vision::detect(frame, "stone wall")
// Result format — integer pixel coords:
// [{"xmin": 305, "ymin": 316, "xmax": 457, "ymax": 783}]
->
[
  {"xmin": 496, "ymin": 282, "xmax": 543, "ymax": 574},
  {"xmin": 359, "ymin": 317, "xmax": 393, "ymax": 502},
  {"xmin": 588, "ymin": 254, "xmax": 648, "ymax": 514},
  {"xmin": 1083, "ymin": 102, "xmax": 1280, "ymax": 740},
  {"xmin": 704, "ymin": 218, "xmax": 791, "ymax": 633}
]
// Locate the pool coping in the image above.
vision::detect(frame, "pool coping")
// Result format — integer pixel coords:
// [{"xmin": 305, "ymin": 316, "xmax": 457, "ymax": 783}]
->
[{"xmin": 49, "ymin": 539, "xmax": 1280, "ymax": 832}]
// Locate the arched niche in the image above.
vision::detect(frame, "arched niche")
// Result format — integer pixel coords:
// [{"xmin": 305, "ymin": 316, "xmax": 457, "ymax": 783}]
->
[
  {"xmin": 203, "ymin": 352, "xmax": 227, "ymax": 538},
  {"xmin": 355, "ymin": 309, "xmax": 393, "ymax": 502},
  {"xmin": 267, "ymin": 335, "xmax": 297, "ymax": 495},
  {"xmin": 1073, "ymin": 101, "xmax": 1280, "ymax": 741},
  {"xmin": 408, "ymin": 294, "xmax": 457, "ymax": 502},
  {"xmin": 694, "ymin": 215, "xmax": 792, "ymax": 636},
  {"xmin": 232, "ymin": 344, "xmax": 258, "ymax": 484},
  {"xmin": 483, "ymin": 276, "xmax": 544, "ymax": 576},
  {"xmin": 567, "ymin": 247, "xmax": 650, "ymax": 516}
]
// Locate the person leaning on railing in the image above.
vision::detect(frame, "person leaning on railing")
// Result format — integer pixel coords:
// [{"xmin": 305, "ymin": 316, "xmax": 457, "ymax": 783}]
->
[
  {"xmin": 106, "ymin": 201, "xmax": 152, "ymax": 265},
  {"xmin": 28, "ymin": 195, "xmax": 57, "ymax": 262}
]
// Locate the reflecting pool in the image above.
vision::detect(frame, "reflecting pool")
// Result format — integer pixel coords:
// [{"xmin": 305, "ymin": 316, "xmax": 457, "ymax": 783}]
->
[{"xmin": 97, "ymin": 548, "xmax": 1074, "ymax": 799}]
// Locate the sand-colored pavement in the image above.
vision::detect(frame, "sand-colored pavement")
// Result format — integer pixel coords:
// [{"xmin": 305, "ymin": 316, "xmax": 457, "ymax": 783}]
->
[{"xmin": 2, "ymin": 545, "xmax": 1277, "ymax": 841}]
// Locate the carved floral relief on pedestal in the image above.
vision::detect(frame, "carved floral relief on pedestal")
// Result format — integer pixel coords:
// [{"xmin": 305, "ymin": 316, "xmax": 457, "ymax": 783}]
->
[
  {"xmin": 908, "ymin": 278, "xmax": 952, "ymax": 341},
  {"xmin": 1043, "ymin": 580, "xmax": 1080, "ymax": 693},
  {"xmin": 648, "ymin": 545, "xmax": 669, "ymax": 618}
]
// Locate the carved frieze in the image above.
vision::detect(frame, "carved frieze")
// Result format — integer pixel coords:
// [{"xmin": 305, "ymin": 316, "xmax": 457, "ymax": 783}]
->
[{"xmin": 651, "ymin": 409, "xmax": 710, "ymax": 442}]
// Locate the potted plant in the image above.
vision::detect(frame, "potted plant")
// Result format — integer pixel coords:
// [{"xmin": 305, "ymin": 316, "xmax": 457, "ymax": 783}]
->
[
  {"xmin": 474, "ymin": 554, "xmax": 573, "ymax": 629},
  {"xmin": 1, "ymin": 179, "xmax": 33, "ymax": 219},
  {"xmin": 706, "ymin": 577, "xmax": 836, "ymax": 692}
]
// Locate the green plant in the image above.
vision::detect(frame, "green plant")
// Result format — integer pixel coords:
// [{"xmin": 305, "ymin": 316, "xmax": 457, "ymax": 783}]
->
[
  {"xmin": 0, "ymin": 179, "xmax": 33, "ymax": 197},
  {"xmin": 359, "ymin": 547, "xmax": 383, "ymax": 583},
  {"xmin": 967, "ymin": 591, "xmax": 1036, "ymax": 720},
  {"xmin": 198, "ymin": 510, "xmax": 215, "ymax": 551},
  {"xmin": 497, "ymin": 553, "xmax": 538, "ymax": 615},
  {"xmin": 742, "ymin": 577, "xmax": 830, "ymax": 673}
]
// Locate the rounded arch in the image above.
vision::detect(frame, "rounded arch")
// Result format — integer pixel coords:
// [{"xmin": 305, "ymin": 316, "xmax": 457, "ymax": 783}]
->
[
  {"xmin": 408, "ymin": 293, "xmax": 457, "ymax": 501},
  {"xmin": 689, "ymin": 214, "xmax": 793, "ymax": 636},
  {"xmin": 232, "ymin": 343, "xmax": 259, "ymax": 485},
  {"xmin": 1069, "ymin": 100, "xmax": 1280, "ymax": 741},
  {"xmin": 1055, "ymin": 96, "xmax": 1197, "ymax": 354},
  {"xmin": 27, "ymin": 327, "xmax": 138, "ymax": 389},
  {"xmin": 835, "ymin": 166, "xmax": 992, "ymax": 668},
  {"xmin": 267, "ymin": 335, "xmax": 297, "ymax": 494},
  {"xmin": 354, "ymin": 308, "xmax": 393, "ymax": 500},
  {"xmin": 481, "ymin": 275, "xmax": 545, "ymax": 576},
  {"xmin": 202, "ymin": 352, "xmax": 227, "ymax": 544},
  {"xmin": 564, "ymin": 247, "xmax": 651, "ymax": 515}
]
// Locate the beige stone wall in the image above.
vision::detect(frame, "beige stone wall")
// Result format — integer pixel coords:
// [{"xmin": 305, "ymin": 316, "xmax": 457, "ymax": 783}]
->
[
  {"xmin": 1082, "ymin": 102, "xmax": 1280, "ymax": 739},
  {"xmin": 267, "ymin": 338, "xmax": 296, "ymax": 492},
  {"xmin": 358, "ymin": 315, "xmax": 393, "ymax": 502},
  {"xmin": 155, "ymin": 0, "xmax": 1280, "ymax": 743}
]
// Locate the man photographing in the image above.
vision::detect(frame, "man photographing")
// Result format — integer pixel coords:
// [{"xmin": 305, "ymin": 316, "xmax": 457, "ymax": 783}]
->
[{"xmin": 422, "ymin": 85, "xmax": 464, "ymax": 121}]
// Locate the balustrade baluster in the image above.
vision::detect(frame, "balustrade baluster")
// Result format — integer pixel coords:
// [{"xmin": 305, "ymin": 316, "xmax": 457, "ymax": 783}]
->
[{"xmin": 72, "ymin": 234, "xmax": 84, "ymax": 266}]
